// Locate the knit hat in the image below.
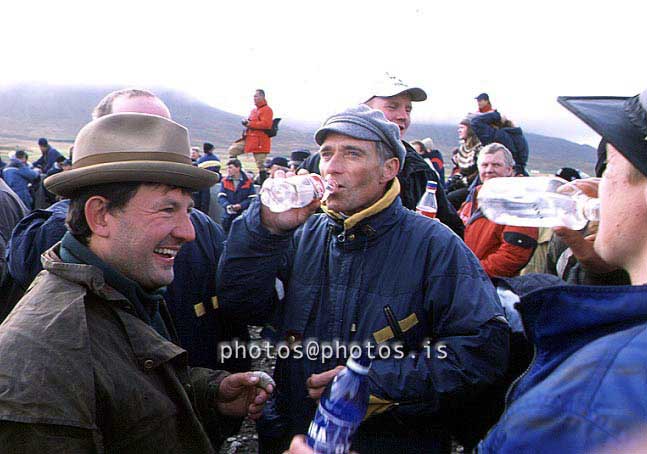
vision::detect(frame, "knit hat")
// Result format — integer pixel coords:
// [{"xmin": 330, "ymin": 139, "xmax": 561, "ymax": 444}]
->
[{"xmin": 315, "ymin": 104, "xmax": 406, "ymax": 170}]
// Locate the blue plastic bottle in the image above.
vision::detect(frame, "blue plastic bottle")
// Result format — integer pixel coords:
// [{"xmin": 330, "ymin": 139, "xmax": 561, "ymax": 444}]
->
[{"xmin": 306, "ymin": 353, "xmax": 371, "ymax": 454}]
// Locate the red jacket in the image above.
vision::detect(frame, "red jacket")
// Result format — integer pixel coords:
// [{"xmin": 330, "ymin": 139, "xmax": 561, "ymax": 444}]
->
[
  {"xmin": 244, "ymin": 102, "xmax": 273, "ymax": 153},
  {"xmin": 459, "ymin": 185, "xmax": 538, "ymax": 278}
]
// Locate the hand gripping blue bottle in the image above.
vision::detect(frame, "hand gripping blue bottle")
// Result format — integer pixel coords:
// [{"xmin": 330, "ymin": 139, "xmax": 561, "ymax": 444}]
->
[{"xmin": 306, "ymin": 352, "xmax": 371, "ymax": 454}]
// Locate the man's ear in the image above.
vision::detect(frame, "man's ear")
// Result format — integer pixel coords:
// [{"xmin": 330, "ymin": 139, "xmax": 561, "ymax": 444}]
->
[
  {"xmin": 379, "ymin": 157, "xmax": 400, "ymax": 184},
  {"xmin": 84, "ymin": 196, "xmax": 112, "ymax": 238}
]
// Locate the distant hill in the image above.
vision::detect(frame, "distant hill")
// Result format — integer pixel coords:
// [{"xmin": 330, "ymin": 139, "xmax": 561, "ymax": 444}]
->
[{"xmin": 0, "ymin": 84, "xmax": 596, "ymax": 174}]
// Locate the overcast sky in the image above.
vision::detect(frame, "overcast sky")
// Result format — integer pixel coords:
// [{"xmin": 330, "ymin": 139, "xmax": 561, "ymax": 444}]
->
[{"xmin": 2, "ymin": 0, "xmax": 645, "ymax": 146}]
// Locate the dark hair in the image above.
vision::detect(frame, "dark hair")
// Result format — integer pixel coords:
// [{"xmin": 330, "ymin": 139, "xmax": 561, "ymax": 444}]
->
[
  {"xmin": 55, "ymin": 155, "xmax": 66, "ymax": 164},
  {"xmin": 256, "ymin": 89, "xmax": 266, "ymax": 97},
  {"xmin": 66, "ymin": 182, "xmax": 143, "ymax": 245},
  {"xmin": 15, "ymin": 150, "xmax": 28, "ymax": 160},
  {"xmin": 226, "ymin": 158, "xmax": 242, "ymax": 168},
  {"xmin": 410, "ymin": 140, "xmax": 428, "ymax": 153},
  {"xmin": 38, "ymin": 138, "xmax": 48, "ymax": 146}
]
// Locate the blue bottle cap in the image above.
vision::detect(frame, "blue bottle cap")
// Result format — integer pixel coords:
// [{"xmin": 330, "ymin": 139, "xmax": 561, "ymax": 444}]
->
[{"xmin": 426, "ymin": 181, "xmax": 437, "ymax": 191}]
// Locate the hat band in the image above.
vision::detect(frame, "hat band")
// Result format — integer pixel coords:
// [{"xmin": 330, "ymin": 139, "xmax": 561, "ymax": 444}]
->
[{"xmin": 74, "ymin": 151, "xmax": 192, "ymax": 169}]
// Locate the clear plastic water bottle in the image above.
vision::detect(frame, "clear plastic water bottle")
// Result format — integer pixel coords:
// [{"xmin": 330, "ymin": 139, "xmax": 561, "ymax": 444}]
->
[
  {"xmin": 306, "ymin": 353, "xmax": 371, "ymax": 454},
  {"xmin": 477, "ymin": 176, "xmax": 600, "ymax": 230},
  {"xmin": 416, "ymin": 180, "xmax": 438, "ymax": 218},
  {"xmin": 260, "ymin": 174, "xmax": 336, "ymax": 213}
]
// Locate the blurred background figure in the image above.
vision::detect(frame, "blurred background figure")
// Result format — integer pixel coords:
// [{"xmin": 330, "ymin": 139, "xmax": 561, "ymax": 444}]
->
[
  {"xmin": 2, "ymin": 150, "xmax": 39, "ymax": 210},
  {"xmin": 288, "ymin": 149, "xmax": 310, "ymax": 173}
]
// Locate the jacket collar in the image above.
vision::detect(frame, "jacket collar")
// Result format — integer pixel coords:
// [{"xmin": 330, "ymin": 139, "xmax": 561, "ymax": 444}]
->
[
  {"xmin": 321, "ymin": 177, "xmax": 401, "ymax": 232},
  {"xmin": 519, "ymin": 284, "xmax": 647, "ymax": 347},
  {"xmin": 39, "ymin": 242, "xmax": 184, "ymax": 366}
]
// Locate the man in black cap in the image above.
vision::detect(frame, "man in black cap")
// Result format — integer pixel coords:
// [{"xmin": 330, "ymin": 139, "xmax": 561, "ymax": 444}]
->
[
  {"xmin": 218, "ymin": 104, "xmax": 508, "ymax": 453},
  {"xmin": 480, "ymin": 88, "xmax": 647, "ymax": 452},
  {"xmin": 198, "ymin": 142, "xmax": 221, "ymax": 165},
  {"xmin": 475, "ymin": 92, "xmax": 493, "ymax": 113},
  {"xmin": 34, "ymin": 137, "xmax": 63, "ymax": 174},
  {"xmin": 288, "ymin": 149, "xmax": 310, "ymax": 172},
  {"xmin": 266, "ymin": 156, "xmax": 289, "ymax": 177}
]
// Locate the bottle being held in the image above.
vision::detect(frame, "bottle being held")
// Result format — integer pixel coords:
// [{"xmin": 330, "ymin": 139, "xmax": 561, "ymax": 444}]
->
[
  {"xmin": 307, "ymin": 352, "xmax": 371, "ymax": 454},
  {"xmin": 477, "ymin": 176, "xmax": 600, "ymax": 230},
  {"xmin": 416, "ymin": 180, "xmax": 438, "ymax": 219},
  {"xmin": 260, "ymin": 174, "xmax": 337, "ymax": 213}
]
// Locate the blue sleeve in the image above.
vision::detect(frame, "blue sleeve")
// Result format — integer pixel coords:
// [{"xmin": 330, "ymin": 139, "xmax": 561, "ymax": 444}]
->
[
  {"xmin": 216, "ymin": 199, "xmax": 294, "ymax": 324},
  {"xmin": 7, "ymin": 205, "xmax": 68, "ymax": 289},
  {"xmin": 470, "ymin": 111, "xmax": 501, "ymax": 146},
  {"xmin": 217, "ymin": 184, "xmax": 229, "ymax": 209},
  {"xmin": 18, "ymin": 166, "xmax": 40, "ymax": 183},
  {"xmin": 479, "ymin": 402, "xmax": 615, "ymax": 453},
  {"xmin": 239, "ymin": 187, "xmax": 255, "ymax": 211},
  {"xmin": 368, "ymin": 237, "xmax": 509, "ymax": 414}
]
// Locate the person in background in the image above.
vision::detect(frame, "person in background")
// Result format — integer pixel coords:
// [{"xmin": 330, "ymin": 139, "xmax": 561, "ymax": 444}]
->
[
  {"xmin": 2, "ymin": 149, "xmax": 40, "ymax": 209},
  {"xmin": 191, "ymin": 146, "xmax": 201, "ymax": 163},
  {"xmin": 410, "ymin": 139, "xmax": 443, "ymax": 182},
  {"xmin": 266, "ymin": 156, "xmax": 289, "ymax": 177},
  {"xmin": 421, "ymin": 137, "xmax": 445, "ymax": 183},
  {"xmin": 469, "ymin": 111, "xmax": 530, "ymax": 176},
  {"xmin": 447, "ymin": 118, "xmax": 482, "ymax": 209},
  {"xmin": 364, "ymin": 73, "xmax": 464, "ymax": 237},
  {"xmin": 228, "ymin": 89, "xmax": 274, "ymax": 183},
  {"xmin": 33, "ymin": 138, "xmax": 63, "ymax": 174},
  {"xmin": 475, "ymin": 92, "xmax": 493, "ymax": 113},
  {"xmin": 218, "ymin": 158, "xmax": 255, "ymax": 233},
  {"xmin": 459, "ymin": 143, "xmax": 538, "ymax": 278},
  {"xmin": 0, "ymin": 179, "xmax": 27, "ymax": 293},
  {"xmin": 198, "ymin": 142, "xmax": 221, "ymax": 164},
  {"xmin": 288, "ymin": 149, "xmax": 310, "ymax": 172}
]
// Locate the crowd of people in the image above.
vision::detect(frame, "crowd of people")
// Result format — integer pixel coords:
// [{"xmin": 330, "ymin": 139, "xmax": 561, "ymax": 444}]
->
[{"xmin": 0, "ymin": 77, "xmax": 646, "ymax": 454}]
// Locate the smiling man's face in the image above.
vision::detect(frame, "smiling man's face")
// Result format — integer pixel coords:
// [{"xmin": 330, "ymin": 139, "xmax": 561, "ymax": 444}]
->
[
  {"xmin": 366, "ymin": 93, "xmax": 412, "ymax": 138},
  {"xmin": 100, "ymin": 184, "xmax": 195, "ymax": 290}
]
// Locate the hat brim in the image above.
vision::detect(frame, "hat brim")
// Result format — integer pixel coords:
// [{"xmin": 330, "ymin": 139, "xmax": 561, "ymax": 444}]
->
[
  {"xmin": 44, "ymin": 161, "xmax": 217, "ymax": 197},
  {"xmin": 557, "ymin": 95, "xmax": 647, "ymax": 177},
  {"xmin": 373, "ymin": 87, "xmax": 427, "ymax": 102}
]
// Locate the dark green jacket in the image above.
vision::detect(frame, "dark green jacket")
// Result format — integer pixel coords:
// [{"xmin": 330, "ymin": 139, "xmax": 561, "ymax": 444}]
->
[{"xmin": 0, "ymin": 244, "xmax": 234, "ymax": 453}]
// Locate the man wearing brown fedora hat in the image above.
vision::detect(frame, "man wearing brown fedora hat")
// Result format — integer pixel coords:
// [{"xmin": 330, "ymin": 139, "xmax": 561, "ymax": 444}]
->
[
  {"xmin": 0, "ymin": 113, "xmax": 272, "ymax": 452},
  {"xmin": 479, "ymin": 89, "xmax": 647, "ymax": 452}
]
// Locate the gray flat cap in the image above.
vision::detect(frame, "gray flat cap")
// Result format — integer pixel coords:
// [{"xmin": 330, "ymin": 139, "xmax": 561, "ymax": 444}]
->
[{"xmin": 314, "ymin": 105, "xmax": 406, "ymax": 170}]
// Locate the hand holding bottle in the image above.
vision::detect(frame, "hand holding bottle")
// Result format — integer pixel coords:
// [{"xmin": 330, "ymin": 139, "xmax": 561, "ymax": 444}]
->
[{"xmin": 260, "ymin": 170, "xmax": 322, "ymax": 234}]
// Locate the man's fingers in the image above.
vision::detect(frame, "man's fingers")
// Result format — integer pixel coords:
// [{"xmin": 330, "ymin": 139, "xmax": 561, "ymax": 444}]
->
[{"xmin": 307, "ymin": 366, "xmax": 345, "ymax": 389}]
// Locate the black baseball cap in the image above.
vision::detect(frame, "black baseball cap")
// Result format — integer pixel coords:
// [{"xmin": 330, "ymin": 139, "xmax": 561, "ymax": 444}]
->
[
  {"xmin": 558, "ymin": 91, "xmax": 647, "ymax": 178},
  {"xmin": 475, "ymin": 93, "xmax": 490, "ymax": 102}
]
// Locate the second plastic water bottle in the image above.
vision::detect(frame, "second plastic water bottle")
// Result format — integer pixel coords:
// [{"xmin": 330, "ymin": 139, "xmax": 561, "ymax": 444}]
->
[
  {"xmin": 416, "ymin": 180, "xmax": 438, "ymax": 219},
  {"xmin": 306, "ymin": 353, "xmax": 371, "ymax": 454},
  {"xmin": 477, "ymin": 176, "xmax": 600, "ymax": 230}
]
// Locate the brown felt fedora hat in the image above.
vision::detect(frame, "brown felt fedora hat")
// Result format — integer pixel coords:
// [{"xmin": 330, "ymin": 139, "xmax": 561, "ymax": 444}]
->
[{"xmin": 45, "ymin": 113, "xmax": 217, "ymax": 196}]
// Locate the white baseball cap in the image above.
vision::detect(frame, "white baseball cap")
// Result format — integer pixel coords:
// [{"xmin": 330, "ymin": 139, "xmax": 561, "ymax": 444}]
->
[{"xmin": 365, "ymin": 72, "xmax": 427, "ymax": 103}]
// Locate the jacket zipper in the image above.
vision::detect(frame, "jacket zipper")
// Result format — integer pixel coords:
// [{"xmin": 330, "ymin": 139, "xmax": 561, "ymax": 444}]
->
[{"xmin": 504, "ymin": 343, "xmax": 537, "ymax": 411}]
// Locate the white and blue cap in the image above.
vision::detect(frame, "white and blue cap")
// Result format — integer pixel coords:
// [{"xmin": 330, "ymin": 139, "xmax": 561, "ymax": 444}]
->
[{"xmin": 314, "ymin": 104, "xmax": 407, "ymax": 171}]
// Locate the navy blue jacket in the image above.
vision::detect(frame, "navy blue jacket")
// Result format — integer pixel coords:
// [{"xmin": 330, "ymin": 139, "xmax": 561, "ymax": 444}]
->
[
  {"xmin": 33, "ymin": 146, "xmax": 63, "ymax": 173},
  {"xmin": 217, "ymin": 186, "xmax": 509, "ymax": 448},
  {"xmin": 6, "ymin": 200, "xmax": 249, "ymax": 373},
  {"xmin": 197, "ymin": 154, "xmax": 221, "ymax": 165},
  {"xmin": 479, "ymin": 284, "xmax": 647, "ymax": 453},
  {"xmin": 2, "ymin": 159, "xmax": 40, "ymax": 209},
  {"xmin": 217, "ymin": 172, "xmax": 255, "ymax": 228},
  {"xmin": 470, "ymin": 111, "xmax": 529, "ymax": 175}
]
